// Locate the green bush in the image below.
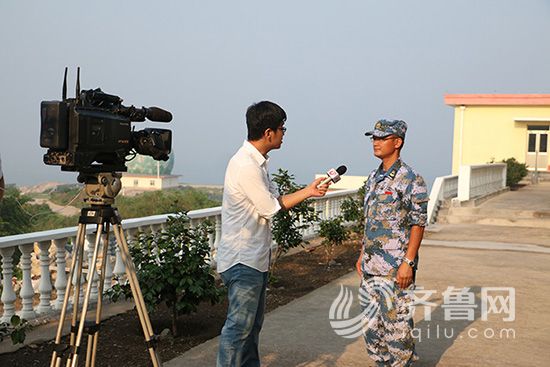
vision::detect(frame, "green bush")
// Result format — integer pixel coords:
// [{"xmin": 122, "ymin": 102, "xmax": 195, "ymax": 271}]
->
[
  {"xmin": 107, "ymin": 212, "xmax": 223, "ymax": 336},
  {"xmin": 270, "ymin": 169, "xmax": 318, "ymax": 276},
  {"xmin": 502, "ymin": 158, "xmax": 528, "ymax": 186},
  {"xmin": 318, "ymin": 216, "xmax": 349, "ymax": 267}
]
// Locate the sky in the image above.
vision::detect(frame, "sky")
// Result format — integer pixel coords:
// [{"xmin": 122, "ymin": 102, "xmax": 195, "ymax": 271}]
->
[{"xmin": 1, "ymin": 0, "xmax": 550, "ymax": 188}]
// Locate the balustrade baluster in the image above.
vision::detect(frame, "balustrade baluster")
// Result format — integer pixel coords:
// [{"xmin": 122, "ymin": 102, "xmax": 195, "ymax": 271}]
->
[
  {"xmin": 0, "ymin": 247, "xmax": 17, "ymax": 322},
  {"xmin": 53, "ymin": 239, "xmax": 68, "ymax": 310},
  {"xmin": 103, "ymin": 237, "xmax": 115, "ymax": 292},
  {"xmin": 114, "ymin": 231, "xmax": 133, "ymax": 278},
  {"xmin": 86, "ymin": 233, "xmax": 99, "ymax": 302},
  {"xmin": 18, "ymin": 244, "xmax": 36, "ymax": 319},
  {"xmin": 36, "ymin": 241, "xmax": 53, "ymax": 314}
]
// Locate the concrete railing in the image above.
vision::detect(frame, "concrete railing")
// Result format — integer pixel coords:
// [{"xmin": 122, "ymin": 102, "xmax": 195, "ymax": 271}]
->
[
  {"xmin": 427, "ymin": 175, "xmax": 458, "ymax": 224},
  {"xmin": 0, "ymin": 188, "xmax": 358, "ymax": 323},
  {"xmin": 456, "ymin": 163, "xmax": 507, "ymax": 202},
  {"xmin": 428, "ymin": 163, "xmax": 508, "ymax": 224}
]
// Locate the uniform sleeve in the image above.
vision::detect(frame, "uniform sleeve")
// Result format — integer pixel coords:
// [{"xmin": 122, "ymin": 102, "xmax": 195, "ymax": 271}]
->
[
  {"xmin": 237, "ymin": 164, "xmax": 281, "ymax": 219},
  {"xmin": 406, "ymin": 174, "xmax": 429, "ymax": 227}
]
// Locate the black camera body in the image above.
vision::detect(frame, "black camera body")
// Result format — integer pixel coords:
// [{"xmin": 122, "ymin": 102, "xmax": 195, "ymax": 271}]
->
[{"xmin": 40, "ymin": 68, "xmax": 172, "ymax": 173}]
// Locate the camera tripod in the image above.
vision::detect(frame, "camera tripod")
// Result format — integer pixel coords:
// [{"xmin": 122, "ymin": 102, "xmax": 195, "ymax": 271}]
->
[{"xmin": 50, "ymin": 172, "xmax": 161, "ymax": 367}]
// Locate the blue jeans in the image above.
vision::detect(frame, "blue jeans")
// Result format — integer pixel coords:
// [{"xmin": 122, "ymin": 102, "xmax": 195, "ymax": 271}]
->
[{"xmin": 217, "ymin": 264, "xmax": 268, "ymax": 367}]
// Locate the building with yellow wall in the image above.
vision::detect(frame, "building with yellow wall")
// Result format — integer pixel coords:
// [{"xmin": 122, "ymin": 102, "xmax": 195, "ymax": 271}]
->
[{"xmin": 445, "ymin": 94, "xmax": 550, "ymax": 174}]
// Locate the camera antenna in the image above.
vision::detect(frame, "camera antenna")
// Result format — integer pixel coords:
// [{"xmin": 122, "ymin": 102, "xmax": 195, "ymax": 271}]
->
[
  {"xmin": 62, "ymin": 67, "xmax": 68, "ymax": 101},
  {"xmin": 76, "ymin": 66, "xmax": 81, "ymax": 100}
]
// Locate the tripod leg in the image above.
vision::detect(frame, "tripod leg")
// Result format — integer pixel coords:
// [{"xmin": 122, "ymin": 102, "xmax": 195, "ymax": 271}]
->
[
  {"xmin": 50, "ymin": 224, "xmax": 85, "ymax": 367},
  {"xmin": 112, "ymin": 224, "xmax": 162, "ymax": 367},
  {"xmin": 69, "ymin": 224, "xmax": 105, "ymax": 367},
  {"xmin": 86, "ymin": 223, "xmax": 111, "ymax": 367},
  {"xmin": 66, "ymin": 225, "xmax": 87, "ymax": 367}
]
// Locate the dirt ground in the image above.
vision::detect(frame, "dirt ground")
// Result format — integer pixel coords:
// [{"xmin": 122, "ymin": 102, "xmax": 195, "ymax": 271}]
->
[{"xmin": 0, "ymin": 239, "xmax": 361, "ymax": 367}]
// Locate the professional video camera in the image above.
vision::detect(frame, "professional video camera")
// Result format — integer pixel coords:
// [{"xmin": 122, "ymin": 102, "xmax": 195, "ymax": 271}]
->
[{"xmin": 40, "ymin": 67, "xmax": 172, "ymax": 174}]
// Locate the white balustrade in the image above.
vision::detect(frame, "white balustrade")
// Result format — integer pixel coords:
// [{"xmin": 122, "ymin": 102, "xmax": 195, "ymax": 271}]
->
[
  {"xmin": 457, "ymin": 163, "xmax": 507, "ymax": 202},
  {"xmin": 0, "ymin": 188, "xmax": 358, "ymax": 323},
  {"xmin": 428, "ymin": 163, "xmax": 507, "ymax": 223},
  {"xmin": 427, "ymin": 174, "xmax": 458, "ymax": 224}
]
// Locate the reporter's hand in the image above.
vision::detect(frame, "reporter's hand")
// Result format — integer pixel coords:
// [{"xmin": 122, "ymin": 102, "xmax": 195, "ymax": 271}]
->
[
  {"xmin": 396, "ymin": 262, "xmax": 413, "ymax": 289},
  {"xmin": 308, "ymin": 177, "xmax": 330, "ymax": 197}
]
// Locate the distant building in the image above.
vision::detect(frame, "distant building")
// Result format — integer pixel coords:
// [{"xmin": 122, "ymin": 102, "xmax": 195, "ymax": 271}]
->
[
  {"xmin": 314, "ymin": 175, "xmax": 367, "ymax": 190},
  {"xmin": 120, "ymin": 154, "xmax": 180, "ymax": 195},
  {"xmin": 445, "ymin": 94, "xmax": 550, "ymax": 174}
]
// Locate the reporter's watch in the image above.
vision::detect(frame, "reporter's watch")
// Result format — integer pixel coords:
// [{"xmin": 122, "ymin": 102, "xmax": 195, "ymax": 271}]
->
[{"xmin": 403, "ymin": 257, "xmax": 416, "ymax": 268}]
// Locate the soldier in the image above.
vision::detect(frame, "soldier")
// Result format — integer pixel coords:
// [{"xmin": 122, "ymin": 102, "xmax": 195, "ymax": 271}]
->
[{"xmin": 356, "ymin": 119, "xmax": 428, "ymax": 367}]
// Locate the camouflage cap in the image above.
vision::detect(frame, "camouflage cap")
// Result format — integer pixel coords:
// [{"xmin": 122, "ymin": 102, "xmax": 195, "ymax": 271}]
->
[{"xmin": 365, "ymin": 119, "xmax": 407, "ymax": 138}]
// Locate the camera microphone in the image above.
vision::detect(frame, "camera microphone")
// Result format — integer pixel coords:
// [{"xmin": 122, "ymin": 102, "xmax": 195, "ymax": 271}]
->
[
  {"xmin": 145, "ymin": 107, "xmax": 173, "ymax": 122},
  {"xmin": 117, "ymin": 105, "xmax": 172, "ymax": 122},
  {"xmin": 318, "ymin": 165, "xmax": 347, "ymax": 187}
]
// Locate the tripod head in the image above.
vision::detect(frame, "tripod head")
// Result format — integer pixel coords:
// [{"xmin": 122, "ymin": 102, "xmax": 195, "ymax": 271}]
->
[{"xmin": 77, "ymin": 172, "xmax": 122, "ymax": 205}]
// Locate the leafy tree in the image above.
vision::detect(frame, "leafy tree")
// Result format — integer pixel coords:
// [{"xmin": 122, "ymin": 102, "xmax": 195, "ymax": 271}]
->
[
  {"xmin": 270, "ymin": 169, "xmax": 318, "ymax": 276},
  {"xmin": 107, "ymin": 212, "xmax": 223, "ymax": 336},
  {"xmin": 340, "ymin": 196, "xmax": 363, "ymax": 235},
  {"xmin": 0, "ymin": 186, "xmax": 33, "ymax": 236},
  {"xmin": 318, "ymin": 216, "xmax": 349, "ymax": 267}
]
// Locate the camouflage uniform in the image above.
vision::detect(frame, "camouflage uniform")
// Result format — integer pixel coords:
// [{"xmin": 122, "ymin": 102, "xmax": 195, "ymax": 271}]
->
[{"xmin": 359, "ymin": 120, "xmax": 429, "ymax": 367}]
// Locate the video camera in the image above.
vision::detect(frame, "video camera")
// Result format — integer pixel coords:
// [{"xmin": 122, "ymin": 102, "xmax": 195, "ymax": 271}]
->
[{"xmin": 40, "ymin": 67, "xmax": 172, "ymax": 174}]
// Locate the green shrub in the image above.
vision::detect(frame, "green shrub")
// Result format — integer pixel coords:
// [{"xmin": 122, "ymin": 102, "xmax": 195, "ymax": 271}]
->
[
  {"xmin": 318, "ymin": 216, "xmax": 349, "ymax": 267},
  {"xmin": 502, "ymin": 158, "xmax": 528, "ymax": 186},
  {"xmin": 107, "ymin": 212, "xmax": 223, "ymax": 336}
]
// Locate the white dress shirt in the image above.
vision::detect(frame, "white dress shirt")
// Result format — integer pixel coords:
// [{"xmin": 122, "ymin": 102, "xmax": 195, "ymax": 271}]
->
[{"xmin": 217, "ymin": 141, "xmax": 282, "ymax": 273}]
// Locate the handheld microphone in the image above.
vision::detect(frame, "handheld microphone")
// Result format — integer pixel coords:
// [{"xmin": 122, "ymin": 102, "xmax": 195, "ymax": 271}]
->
[{"xmin": 318, "ymin": 165, "xmax": 347, "ymax": 187}]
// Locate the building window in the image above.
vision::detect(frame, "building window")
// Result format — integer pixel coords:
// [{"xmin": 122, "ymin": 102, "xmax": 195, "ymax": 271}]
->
[
  {"xmin": 540, "ymin": 134, "xmax": 548, "ymax": 153},
  {"xmin": 150, "ymin": 180, "xmax": 155, "ymax": 186},
  {"xmin": 528, "ymin": 134, "xmax": 537, "ymax": 153},
  {"xmin": 527, "ymin": 125, "xmax": 549, "ymax": 131},
  {"xmin": 133, "ymin": 179, "xmax": 139, "ymax": 186}
]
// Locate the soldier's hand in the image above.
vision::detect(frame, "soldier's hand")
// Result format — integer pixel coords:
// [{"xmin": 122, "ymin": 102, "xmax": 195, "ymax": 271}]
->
[{"xmin": 396, "ymin": 262, "xmax": 413, "ymax": 289}]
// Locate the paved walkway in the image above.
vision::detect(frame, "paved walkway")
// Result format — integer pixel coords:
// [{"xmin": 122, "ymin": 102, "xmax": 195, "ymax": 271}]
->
[
  {"xmin": 165, "ymin": 244, "xmax": 550, "ymax": 367},
  {"xmin": 166, "ymin": 182, "xmax": 550, "ymax": 367}
]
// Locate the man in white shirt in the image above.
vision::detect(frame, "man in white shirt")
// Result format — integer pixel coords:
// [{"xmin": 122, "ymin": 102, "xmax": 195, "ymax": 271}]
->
[
  {"xmin": 217, "ymin": 101, "xmax": 329, "ymax": 367},
  {"xmin": 0, "ymin": 154, "xmax": 4, "ymax": 201}
]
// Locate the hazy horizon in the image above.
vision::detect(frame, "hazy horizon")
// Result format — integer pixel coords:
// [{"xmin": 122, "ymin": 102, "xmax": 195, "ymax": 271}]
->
[{"xmin": 2, "ymin": 1, "xmax": 550, "ymax": 188}]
